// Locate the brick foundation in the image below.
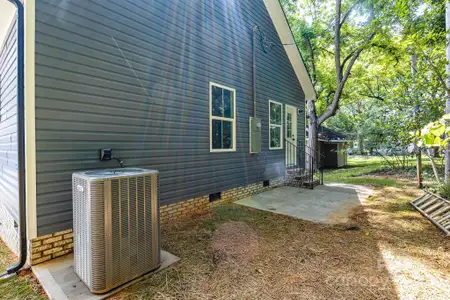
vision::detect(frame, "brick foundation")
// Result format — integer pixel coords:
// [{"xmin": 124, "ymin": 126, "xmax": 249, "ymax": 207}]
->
[
  {"xmin": 30, "ymin": 229, "xmax": 73, "ymax": 265},
  {"xmin": 29, "ymin": 177, "xmax": 285, "ymax": 265},
  {"xmin": 160, "ymin": 177, "xmax": 285, "ymax": 224}
]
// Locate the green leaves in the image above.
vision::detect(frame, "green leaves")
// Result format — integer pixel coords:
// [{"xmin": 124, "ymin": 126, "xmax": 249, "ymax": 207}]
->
[
  {"xmin": 416, "ymin": 115, "xmax": 450, "ymax": 149},
  {"xmin": 281, "ymin": 0, "xmax": 446, "ymax": 154},
  {"xmin": 429, "ymin": 123, "xmax": 445, "ymax": 137}
]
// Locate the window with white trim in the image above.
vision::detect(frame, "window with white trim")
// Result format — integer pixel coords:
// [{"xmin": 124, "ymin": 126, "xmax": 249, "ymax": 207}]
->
[
  {"xmin": 210, "ymin": 82, "xmax": 236, "ymax": 152},
  {"xmin": 269, "ymin": 100, "xmax": 283, "ymax": 150}
]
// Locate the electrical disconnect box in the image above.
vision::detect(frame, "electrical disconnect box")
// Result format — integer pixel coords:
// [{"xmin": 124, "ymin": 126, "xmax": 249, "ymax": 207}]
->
[{"xmin": 249, "ymin": 117, "xmax": 262, "ymax": 153}]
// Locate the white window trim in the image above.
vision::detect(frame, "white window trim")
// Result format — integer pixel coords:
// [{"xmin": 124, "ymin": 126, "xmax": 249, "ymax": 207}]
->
[
  {"xmin": 269, "ymin": 99, "xmax": 283, "ymax": 150},
  {"xmin": 209, "ymin": 82, "xmax": 237, "ymax": 152}
]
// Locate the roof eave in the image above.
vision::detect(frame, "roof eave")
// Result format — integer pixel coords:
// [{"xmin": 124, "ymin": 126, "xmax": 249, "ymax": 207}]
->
[{"xmin": 263, "ymin": 0, "xmax": 317, "ymax": 101}]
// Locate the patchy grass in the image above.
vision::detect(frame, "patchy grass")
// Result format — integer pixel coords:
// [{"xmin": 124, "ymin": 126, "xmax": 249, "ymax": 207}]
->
[
  {"xmin": 117, "ymin": 185, "xmax": 450, "ymax": 299},
  {"xmin": 324, "ymin": 156, "xmax": 399, "ymax": 186},
  {"xmin": 332, "ymin": 176, "xmax": 398, "ymax": 186},
  {"xmin": 0, "ymin": 240, "xmax": 16, "ymax": 272},
  {"xmin": 325, "ymin": 155, "xmax": 446, "ymax": 186},
  {"xmin": 0, "ymin": 240, "xmax": 46, "ymax": 300},
  {"xmin": 323, "ymin": 156, "xmax": 423, "ymax": 187}
]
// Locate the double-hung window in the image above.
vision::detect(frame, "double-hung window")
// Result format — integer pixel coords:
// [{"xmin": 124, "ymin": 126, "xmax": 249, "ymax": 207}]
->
[
  {"xmin": 210, "ymin": 82, "xmax": 236, "ymax": 152},
  {"xmin": 269, "ymin": 100, "xmax": 283, "ymax": 150}
]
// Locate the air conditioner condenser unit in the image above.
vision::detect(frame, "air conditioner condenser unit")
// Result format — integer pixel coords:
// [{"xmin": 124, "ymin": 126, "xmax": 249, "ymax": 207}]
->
[{"xmin": 72, "ymin": 168, "xmax": 160, "ymax": 293}]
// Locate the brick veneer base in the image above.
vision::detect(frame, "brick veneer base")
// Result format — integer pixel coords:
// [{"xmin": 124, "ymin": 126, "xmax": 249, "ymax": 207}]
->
[
  {"xmin": 30, "ymin": 229, "xmax": 73, "ymax": 265},
  {"xmin": 29, "ymin": 177, "xmax": 285, "ymax": 265},
  {"xmin": 160, "ymin": 177, "xmax": 285, "ymax": 224}
]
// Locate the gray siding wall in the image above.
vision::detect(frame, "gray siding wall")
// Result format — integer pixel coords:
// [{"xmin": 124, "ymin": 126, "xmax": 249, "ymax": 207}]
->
[
  {"xmin": 35, "ymin": 0, "xmax": 306, "ymax": 235},
  {"xmin": 0, "ymin": 16, "xmax": 18, "ymax": 221}
]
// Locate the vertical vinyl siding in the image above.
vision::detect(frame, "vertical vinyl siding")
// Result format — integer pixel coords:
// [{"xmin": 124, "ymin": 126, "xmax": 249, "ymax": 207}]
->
[
  {"xmin": 35, "ymin": 0, "xmax": 305, "ymax": 235},
  {"xmin": 0, "ymin": 16, "xmax": 18, "ymax": 221}
]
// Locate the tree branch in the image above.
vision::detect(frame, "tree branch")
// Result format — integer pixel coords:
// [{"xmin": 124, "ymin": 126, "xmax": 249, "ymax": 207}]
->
[
  {"xmin": 318, "ymin": 31, "xmax": 376, "ymax": 125},
  {"xmin": 420, "ymin": 50, "xmax": 447, "ymax": 90},
  {"xmin": 317, "ymin": 0, "xmax": 376, "ymax": 126},
  {"xmin": 361, "ymin": 94, "xmax": 385, "ymax": 101},
  {"xmin": 319, "ymin": 47, "xmax": 334, "ymax": 56},
  {"xmin": 325, "ymin": 90, "xmax": 336, "ymax": 105},
  {"xmin": 341, "ymin": 49, "xmax": 358, "ymax": 71},
  {"xmin": 317, "ymin": 82, "xmax": 345, "ymax": 125},
  {"xmin": 340, "ymin": 2, "xmax": 360, "ymax": 26},
  {"xmin": 343, "ymin": 31, "xmax": 376, "ymax": 81},
  {"xmin": 362, "ymin": 81, "xmax": 385, "ymax": 101},
  {"xmin": 305, "ymin": 36, "xmax": 317, "ymax": 85}
]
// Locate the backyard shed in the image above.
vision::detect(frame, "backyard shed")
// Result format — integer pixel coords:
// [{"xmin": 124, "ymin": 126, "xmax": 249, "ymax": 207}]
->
[{"xmin": 318, "ymin": 126, "xmax": 348, "ymax": 168}]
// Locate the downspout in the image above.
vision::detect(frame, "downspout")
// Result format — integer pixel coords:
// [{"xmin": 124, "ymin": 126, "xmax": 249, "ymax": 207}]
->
[{"xmin": 1, "ymin": 0, "xmax": 26, "ymax": 277}]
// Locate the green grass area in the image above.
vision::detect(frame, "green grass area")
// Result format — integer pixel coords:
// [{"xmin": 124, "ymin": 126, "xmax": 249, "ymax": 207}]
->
[
  {"xmin": 320, "ymin": 155, "xmax": 440, "ymax": 186},
  {"xmin": 0, "ymin": 274, "xmax": 46, "ymax": 300},
  {"xmin": 322, "ymin": 154, "xmax": 447, "ymax": 186},
  {"xmin": 323, "ymin": 156, "xmax": 399, "ymax": 186},
  {"xmin": 0, "ymin": 240, "xmax": 46, "ymax": 300}
]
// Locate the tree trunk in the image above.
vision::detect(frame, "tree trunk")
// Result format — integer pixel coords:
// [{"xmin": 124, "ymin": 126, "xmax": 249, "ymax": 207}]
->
[
  {"xmin": 357, "ymin": 133, "xmax": 364, "ymax": 155},
  {"xmin": 306, "ymin": 100, "xmax": 318, "ymax": 172},
  {"xmin": 356, "ymin": 100, "xmax": 363, "ymax": 154},
  {"xmin": 302, "ymin": 0, "xmax": 375, "ymax": 175},
  {"xmin": 445, "ymin": 2, "xmax": 450, "ymax": 184},
  {"xmin": 411, "ymin": 52, "xmax": 422, "ymax": 188}
]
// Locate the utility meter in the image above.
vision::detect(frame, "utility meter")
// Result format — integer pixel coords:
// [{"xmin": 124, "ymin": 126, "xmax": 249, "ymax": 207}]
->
[{"xmin": 249, "ymin": 117, "xmax": 262, "ymax": 153}]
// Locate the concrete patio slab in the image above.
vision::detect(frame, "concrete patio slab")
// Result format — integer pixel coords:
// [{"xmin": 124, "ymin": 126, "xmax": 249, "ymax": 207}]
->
[
  {"xmin": 32, "ymin": 250, "xmax": 179, "ymax": 300},
  {"xmin": 235, "ymin": 183, "xmax": 373, "ymax": 224}
]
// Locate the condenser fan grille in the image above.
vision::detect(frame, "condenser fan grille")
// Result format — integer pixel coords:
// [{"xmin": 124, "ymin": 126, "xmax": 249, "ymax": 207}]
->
[{"xmin": 73, "ymin": 169, "xmax": 160, "ymax": 293}]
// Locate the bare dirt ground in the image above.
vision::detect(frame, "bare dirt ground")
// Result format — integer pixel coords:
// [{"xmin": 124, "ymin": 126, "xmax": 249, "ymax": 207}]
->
[
  {"xmin": 117, "ymin": 184, "xmax": 450, "ymax": 300},
  {"xmin": 211, "ymin": 221, "xmax": 259, "ymax": 266}
]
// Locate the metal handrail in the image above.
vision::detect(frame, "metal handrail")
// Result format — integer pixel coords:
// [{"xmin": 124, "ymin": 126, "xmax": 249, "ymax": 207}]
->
[
  {"xmin": 285, "ymin": 139, "xmax": 324, "ymax": 188},
  {"xmin": 298, "ymin": 141, "xmax": 326, "ymax": 168},
  {"xmin": 304, "ymin": 142, "xmax": 326, "ymax": 161}
]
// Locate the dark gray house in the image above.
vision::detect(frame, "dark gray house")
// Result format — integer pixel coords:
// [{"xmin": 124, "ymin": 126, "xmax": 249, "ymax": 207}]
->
[{"xmin": 0, "ymin": 0, "xmax": 315, "ymax": 264}]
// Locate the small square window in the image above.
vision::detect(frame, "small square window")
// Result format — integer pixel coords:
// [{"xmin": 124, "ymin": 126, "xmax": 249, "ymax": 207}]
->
[{"xmin": 210, "ymin": 82, "xmax": 236, "ymax": 152}]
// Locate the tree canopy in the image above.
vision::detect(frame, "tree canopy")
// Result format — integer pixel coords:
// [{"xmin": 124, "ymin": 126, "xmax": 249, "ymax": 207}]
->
[{"xmin": 281, "ymin": 0, "xmax": 447, "ymax": 154}]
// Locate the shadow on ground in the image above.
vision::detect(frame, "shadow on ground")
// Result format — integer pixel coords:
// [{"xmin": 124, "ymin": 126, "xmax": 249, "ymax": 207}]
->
[
  {"xmin": 117, "ymin": 193, "xmax": 400, "ymax": 300},
  {"xmin": 360, "ymin": 186, "xmax": 450, "ymax": 272}
]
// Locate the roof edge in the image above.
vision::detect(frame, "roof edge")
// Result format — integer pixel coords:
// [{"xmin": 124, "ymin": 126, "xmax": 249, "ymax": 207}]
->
[{"xmin": 263, "ymin": 0, "xmax": 316, "ymax": 101}]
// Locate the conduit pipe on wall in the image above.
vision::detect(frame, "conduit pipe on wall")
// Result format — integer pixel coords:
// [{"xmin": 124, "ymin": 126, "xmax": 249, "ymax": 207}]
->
[{"xmin": 252, "ymin": 25, "xmax": 259, "ymax": 118}]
